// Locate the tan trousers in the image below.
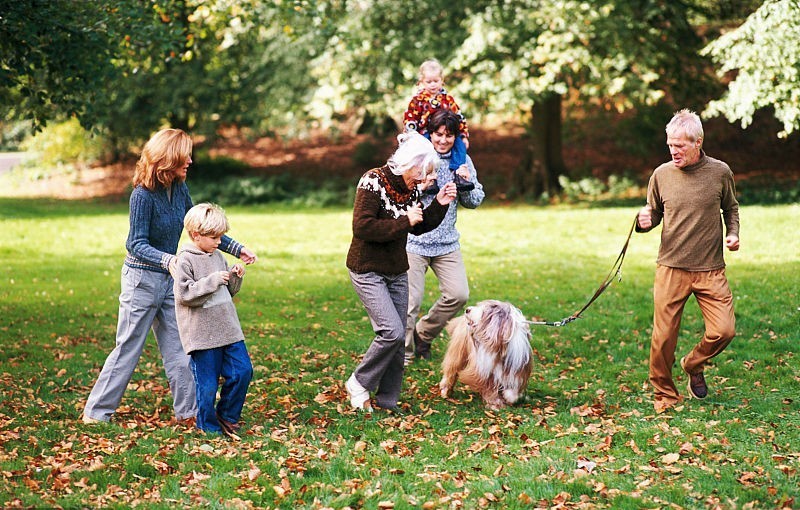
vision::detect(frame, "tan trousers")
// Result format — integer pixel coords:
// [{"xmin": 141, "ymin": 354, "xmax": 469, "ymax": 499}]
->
[
  {"xmin": 650, "ymin": 265, "xmax": 736, "ymax": 406},
  {"xmin": 405, "ymin": 250, "xmax": 469, "ymax": 361}
]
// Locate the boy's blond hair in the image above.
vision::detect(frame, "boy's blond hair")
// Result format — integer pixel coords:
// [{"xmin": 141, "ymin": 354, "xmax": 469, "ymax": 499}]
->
[
  {"xmin": 418, "ymin": 59, "xmax": 444, "ymax": 81},
  {"xmin": 184, "ymin": 203, "xmax": 230, "ymax": 237}
]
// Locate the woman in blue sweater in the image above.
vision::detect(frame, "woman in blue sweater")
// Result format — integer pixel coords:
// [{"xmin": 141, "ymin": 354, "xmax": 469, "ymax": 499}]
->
[{"xmin": 82, "ymin": 129, "xmax": 257, "ymax": 424}]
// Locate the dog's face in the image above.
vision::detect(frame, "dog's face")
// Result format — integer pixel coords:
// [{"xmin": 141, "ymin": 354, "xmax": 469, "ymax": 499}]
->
[
  {"xmin": 440, "ymin": 299, "xmax": 533, "ymax": 409},
  {"xmin": 464, "ymin": 300, "xmax": 520, "ymax": 351}
]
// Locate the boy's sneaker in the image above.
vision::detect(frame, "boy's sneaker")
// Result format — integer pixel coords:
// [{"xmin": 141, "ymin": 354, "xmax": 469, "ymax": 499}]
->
[
  {"xmin": 345, "ymin": 374, "xmax": 373, "ymax": 411},
  {"xmin": 680, "ymin": 356, "xmax": 708, "ymax": 399},
  {"xmin": 423, "ymin": 180, "xmax": 440, "ymax": 195}
]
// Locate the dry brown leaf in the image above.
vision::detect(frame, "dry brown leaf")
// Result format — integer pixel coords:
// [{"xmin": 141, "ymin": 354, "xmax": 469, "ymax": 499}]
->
[{"xmin": 661, "ymin": 452, "xmax": 680, "ymax": 465}]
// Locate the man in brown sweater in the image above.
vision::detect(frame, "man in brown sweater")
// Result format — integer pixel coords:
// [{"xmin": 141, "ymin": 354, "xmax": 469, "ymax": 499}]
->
[{"xmin": 636, "ymin": 109, "xmax": 740, "ymax": 414}]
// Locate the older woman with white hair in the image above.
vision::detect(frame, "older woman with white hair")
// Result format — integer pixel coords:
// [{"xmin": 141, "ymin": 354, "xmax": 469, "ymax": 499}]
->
[{"xmin": 345, "ymin": 131, "xmax": 458, "ymax": 413}]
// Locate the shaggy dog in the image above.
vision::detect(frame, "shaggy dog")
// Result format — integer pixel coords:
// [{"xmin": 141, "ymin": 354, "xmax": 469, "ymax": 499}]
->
[{"xmin": 439, "ymin": 300, "xmax": 533, "ymax": 409}]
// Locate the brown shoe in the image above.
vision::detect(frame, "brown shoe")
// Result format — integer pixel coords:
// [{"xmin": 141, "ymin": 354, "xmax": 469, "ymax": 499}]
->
[
  {"xmin": 413, "ymin": 329, "xmax": 431, "ymax": 360},
  {"xmin": 217, "ymin": 414, "xmax": 241, "ymax": 437},
  {"xmin": 680, "ymin": 356, "xmax": 708, "ymax": 399}
]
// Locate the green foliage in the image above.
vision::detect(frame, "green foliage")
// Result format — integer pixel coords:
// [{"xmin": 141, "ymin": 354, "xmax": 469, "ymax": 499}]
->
[
  {"xmin": 0, "ymin": 0, "xmax": 169, "ymax": 130},
  {"xmin": 351, "ymin": 139, "xmax": 385, "ymax": 169},
  {"xmin": 21, "ymin": 118, "xmax": 106, "ymax": 168},
  {"xmin": 558, "ymin": 175, "xmax": 642, "ymax": 203},
  {"xmin": 190, "ymin": 173, "xmax": 352, "ymax": 207},
  {"xmin": 702, "ymin": 0, "xmax": 800, "ymax": 137},
  {"xmin": 737, "ymin": 177, "xmax": 800, "ymax": 205},
  {"xmin": 0, "ymin": 200, "xmax": 797, "ymax": 508}
]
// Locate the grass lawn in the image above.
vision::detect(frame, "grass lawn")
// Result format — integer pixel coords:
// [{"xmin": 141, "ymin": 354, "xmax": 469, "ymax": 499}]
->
[{"xmin": 0, "ymin": 198, "xmax": 798, "ymax": 509}]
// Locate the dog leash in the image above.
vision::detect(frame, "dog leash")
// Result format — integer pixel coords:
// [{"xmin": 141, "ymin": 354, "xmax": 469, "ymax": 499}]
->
[{"xmin": 527, "ymin": 215, "xmax": 638, "ymax": 327}]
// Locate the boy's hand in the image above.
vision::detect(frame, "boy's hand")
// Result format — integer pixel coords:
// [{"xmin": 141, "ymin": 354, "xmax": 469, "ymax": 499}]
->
[
  {"xmin": 217, "ymin": 270, "xmax": 231, "ymax": 284},
  {"xmin": 230, "ymin": 264, "xmax": 245, "ymax": 277}
]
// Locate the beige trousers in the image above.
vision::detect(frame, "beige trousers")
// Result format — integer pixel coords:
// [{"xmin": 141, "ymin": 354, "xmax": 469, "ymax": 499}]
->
[
  {"xmin": 405, "ymin": 250, "xmax": 469, "ymax": 361},
  {"xmin": 650, "ymin": 265, "xmax": 736, "ymax": 406}
]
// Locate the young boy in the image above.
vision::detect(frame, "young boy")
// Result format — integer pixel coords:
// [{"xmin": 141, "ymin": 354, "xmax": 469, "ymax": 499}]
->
[
  {"xmin": 403, "ymin": 58, "xmax": 473, "ymax": 193},
  {"xmin": 173, "ymin": 203, "xmax": 253, "ymax": 436}
]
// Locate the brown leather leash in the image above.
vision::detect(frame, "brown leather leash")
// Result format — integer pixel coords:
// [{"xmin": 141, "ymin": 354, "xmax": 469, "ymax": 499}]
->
[{"xmin": 527, "ymin": 215, "xmax": 638, "ymax": 327}]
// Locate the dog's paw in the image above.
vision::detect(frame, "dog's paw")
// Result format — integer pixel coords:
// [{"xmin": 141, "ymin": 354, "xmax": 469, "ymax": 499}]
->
[
  {"xmin": 439, "ymin": 380, "xmax": 451, "ymax": 398},
  {"xmin": 485, "ymin": 399, "xmax": 506, "ymax": 411}
]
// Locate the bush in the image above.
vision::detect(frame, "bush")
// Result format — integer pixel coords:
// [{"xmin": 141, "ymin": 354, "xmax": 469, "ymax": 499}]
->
[
  {"xmin": 21, "ymin": 118, "xmax": 105, "ymax": 169},
  {"xmin": 352, "ymin": 139, "xmax": 385, "ymax": 169},
  {"xmin": 190, "ymin": 172, "xmax": 353, "ymax": 207},
  {"xmin": 558, "ymin": 174, "xmax": 642, "ymax": 203}
]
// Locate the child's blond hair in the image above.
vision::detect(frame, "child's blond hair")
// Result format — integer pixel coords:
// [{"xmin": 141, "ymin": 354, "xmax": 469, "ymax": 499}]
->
[
  {"xmin": 184, "ymin": 203, "xmax": 230, "ymax": 237},
  {"xmin": 418, "ymin": 59, "xmax": 444, "ymax": 82}
]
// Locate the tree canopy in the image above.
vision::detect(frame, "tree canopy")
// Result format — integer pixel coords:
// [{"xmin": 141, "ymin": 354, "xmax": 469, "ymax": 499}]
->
[
  {"xmin": 702, "ymin": 0, "xmax": 800, "ymax": 137},
  {"xmin": 1, "ymin": 0, "xmax": 794, "ymax": 187}
]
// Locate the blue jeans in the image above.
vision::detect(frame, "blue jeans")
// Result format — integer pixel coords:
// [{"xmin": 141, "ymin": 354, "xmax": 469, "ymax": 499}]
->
[{"xmin": 190, "ymin": 341, "xmax": 253, "ymax": 433}]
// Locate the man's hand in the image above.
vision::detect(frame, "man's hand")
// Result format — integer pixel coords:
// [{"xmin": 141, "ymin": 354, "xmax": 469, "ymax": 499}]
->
[
  {"xmin": 725, "ymin": 235, "xmax": 740, "ymax": 251},
  {"xmin": 637, "ymin": 205, "xmax": 653, "ymax": 230}
]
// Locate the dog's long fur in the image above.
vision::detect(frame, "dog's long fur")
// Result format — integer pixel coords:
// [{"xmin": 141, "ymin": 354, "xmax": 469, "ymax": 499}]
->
[{"xmin": 439, "ymin": 300, "xmax": 533, "ymax": 409}]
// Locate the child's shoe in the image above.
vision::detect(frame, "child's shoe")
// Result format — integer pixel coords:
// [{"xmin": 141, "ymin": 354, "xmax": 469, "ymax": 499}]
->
[{"xmin": 452, "ymin": 172, "xmax": 474, "ymax": 192}]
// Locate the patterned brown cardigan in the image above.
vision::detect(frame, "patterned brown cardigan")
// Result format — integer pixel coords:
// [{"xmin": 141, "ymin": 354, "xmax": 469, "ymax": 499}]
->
[{"xmin": 346, "ymin": 166, "xmax": 447, "ymax": 275}]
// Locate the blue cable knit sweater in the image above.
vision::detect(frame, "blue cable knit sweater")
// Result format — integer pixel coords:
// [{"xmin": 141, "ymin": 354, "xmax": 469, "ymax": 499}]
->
[
  {"xmin": 406, "ymin": 152, "xmax": 484, "ymax": 257},
  {"xmin": 124, "ymin": 182, "xmax": 243, "ymax": 273}
]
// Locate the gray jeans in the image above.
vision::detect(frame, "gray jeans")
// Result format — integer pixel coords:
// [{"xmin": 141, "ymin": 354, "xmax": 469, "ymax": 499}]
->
[
  {"xmin": 348, "ymin": 270, "xmax": 408, "ymax": 408},
  {"xmin": 83, "ymin": 265, "xmax": 197, "ymax": 421},
  {"xmin": 405, "ymin": 250, "xmax": 469, "ymax": 361}
]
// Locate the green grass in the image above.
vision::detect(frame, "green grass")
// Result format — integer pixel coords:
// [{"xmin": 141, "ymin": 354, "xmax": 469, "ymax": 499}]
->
[{"xmin": 0, "ymin": 197, "xmax": 798, "ymax": 509}]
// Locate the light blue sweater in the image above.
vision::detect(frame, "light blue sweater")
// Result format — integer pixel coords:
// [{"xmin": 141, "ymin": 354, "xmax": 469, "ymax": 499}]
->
[{"xmin": 406, "ymin": 152, "xmax": 484, "ymax": 257}]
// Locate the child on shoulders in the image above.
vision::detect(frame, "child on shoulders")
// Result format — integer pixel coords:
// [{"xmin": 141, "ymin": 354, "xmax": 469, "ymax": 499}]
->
[{"xmin": 403, "ymin": 58, "xmax": 473, "ymax": 193}]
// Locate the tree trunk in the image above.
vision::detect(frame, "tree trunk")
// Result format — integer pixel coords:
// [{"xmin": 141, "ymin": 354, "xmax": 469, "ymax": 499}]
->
[{"xmin": 517, "ymin": 93, "xmax": 566, "ymax": 198}]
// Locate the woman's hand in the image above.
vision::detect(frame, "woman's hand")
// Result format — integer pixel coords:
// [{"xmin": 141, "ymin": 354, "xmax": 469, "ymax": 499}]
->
[
  {"xmin": 455, "ymin": 164, "xmax": 470, "ymax": 182},
  {"xmin": 436, "ymin": 182, "xmax": 457, "ymax": 205},
  {"xmin": 240, "ymin": 247, "xmax": 258, "ymax": 265},
  {"xmin": 407, "ymin": 203, "xmax": 424, "ymax": 226},
  {"xmin": 230, "ymin": 264, "xmax": 245, "ymax": 277}
]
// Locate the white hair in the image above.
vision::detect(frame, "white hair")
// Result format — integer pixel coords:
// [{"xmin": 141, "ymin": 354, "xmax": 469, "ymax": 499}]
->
[
  {"xmin": 386, "ymin": 131, "xmax": 439, "ymax": 179},
  {"xmin": 666, "ymin": 108, "xmax": 704, "ymax": 143}
]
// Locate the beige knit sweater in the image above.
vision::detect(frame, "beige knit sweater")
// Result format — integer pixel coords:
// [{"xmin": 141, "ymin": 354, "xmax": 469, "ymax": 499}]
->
[
  {"xmin": 637, "ymin": 152, "xmax": 740, "ymax": 271},
  {"xmin": 174, "ymin": 244, "xmax": 244, "ymax": 354}
]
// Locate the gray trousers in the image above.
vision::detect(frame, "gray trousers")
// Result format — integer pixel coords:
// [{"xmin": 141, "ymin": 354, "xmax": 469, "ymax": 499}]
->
[
  {"xmin": 349, "ymin": 270, "xmax": 408, "ymax": 408},
  {"xmin": 83, "ymin": 265, "xmax": 197, "ymax": 422},
  {"xmin": 405, "ymin": 250, "xmax": 469, "ymax": 361}
]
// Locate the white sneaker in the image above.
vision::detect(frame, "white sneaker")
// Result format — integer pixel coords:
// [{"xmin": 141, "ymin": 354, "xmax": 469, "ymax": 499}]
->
[
  {"xmin": 345, "ymin": 374, "xmax": 372, "ymax": 411},
  {"xmin": 81, "ymin": 414, "xmax": 104, "ymax": 424}
]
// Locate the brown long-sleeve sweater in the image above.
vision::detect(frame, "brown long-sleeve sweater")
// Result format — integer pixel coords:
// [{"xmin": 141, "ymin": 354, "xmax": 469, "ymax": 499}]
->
[
  {"xmin": 346, "ymin": 166, "xmax": 447, "ymax": 275},
  {"xmin": 637, "ymin": 152, "xmax": 740, "ymax": 271}
]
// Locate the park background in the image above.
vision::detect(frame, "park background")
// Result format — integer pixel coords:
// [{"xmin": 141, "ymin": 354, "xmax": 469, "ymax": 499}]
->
[{"xmin": 1, "ymin": 0, "xmax": 799, "ymax": 509}]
